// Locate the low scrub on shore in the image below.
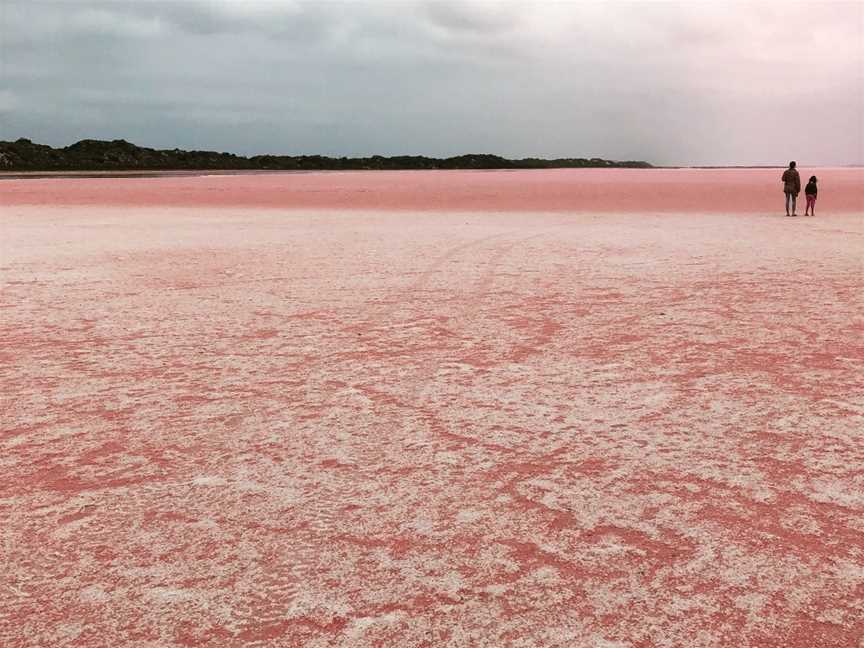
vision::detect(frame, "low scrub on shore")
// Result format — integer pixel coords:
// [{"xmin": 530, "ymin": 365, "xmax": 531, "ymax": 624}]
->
[{"xmin": 0, "ymin": 138, "xmax": 652, "ymax": 172}]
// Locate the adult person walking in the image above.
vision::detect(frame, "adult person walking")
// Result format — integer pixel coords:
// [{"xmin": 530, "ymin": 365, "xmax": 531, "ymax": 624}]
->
[{"xmin": 781, "ymin": 161, "xmax": 801, "ymax": 216}]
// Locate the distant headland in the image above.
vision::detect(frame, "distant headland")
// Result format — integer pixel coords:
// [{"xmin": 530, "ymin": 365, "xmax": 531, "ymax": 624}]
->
[{"xmin": 0, "ymin": 138, "xmax": 652, "ymax": 172}]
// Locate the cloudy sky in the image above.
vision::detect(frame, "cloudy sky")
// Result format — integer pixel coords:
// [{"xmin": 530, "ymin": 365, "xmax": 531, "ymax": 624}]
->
[{"xmin": 1, "ymin": 0, "xmax": 862, "ymax": 165}]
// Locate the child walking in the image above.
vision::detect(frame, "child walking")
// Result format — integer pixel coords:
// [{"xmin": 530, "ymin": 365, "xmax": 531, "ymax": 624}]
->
[{"xmin": 805, "ymin": 176, "xmax": 818, "ymax": 216}]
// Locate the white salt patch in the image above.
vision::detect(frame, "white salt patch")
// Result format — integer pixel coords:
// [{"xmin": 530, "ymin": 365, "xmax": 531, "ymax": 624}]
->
[
  {"xmin": 119, "ymin": 454, "xmax": 147, "ymax": 466},
  {"xmin": 540, "ymin": 491, "xmax": 560, "ymax": 509},
  {"xmin": 191, "ymin": 476, "xmax": 227, "ymax": 487},
  {"xmin": 409, "ymin": 517, "xmax": 435, "ymax": 535},
  {"xmin": 149, "ymin": 587, "xmax": 194, "ymax": 603},
  {"xmin": 456, "ymin": 509, "xmax": 483, "ymax": 523},
  {"xmin": 79, "ymin": 585, "xmax": 110, "ymax": 603},
  {"xmin": 344, "ymin": 386, "xmax": 374, "ymax": 404},
  {"xmin": 816, "ymin": 608, "xmax": 846, "ymax": 625},
  {"xmin": 436, "ymin": 451, "xmax": 461, "ymax": 465},
  {"xmin": 531, "ymin": 566, "xmax": 560, "ymax": 583},
  {"xmin": 435, "ymin": 571, "xmax": 464, "ymax": 595},
  {"xmin": 527, "ymin": 478, "xmax": 559, "ymax": 491},
  {"xmin": 734, "ymin": 592, "xmax": 767, "ymax": 624},
  {"xmin": 345, "ymin": 617, "xmax": 376, "ymax": 639},
  {"xmin": 234, "ymin": 480, "xmax": 300, "ymax": 504},
  {"xmin": 484, "ymin": 584, "xmax": 508, "ymax": 596},
  {"xmin": 594, "ymin": 639, "xmax": 630, "ymax": 648},
  {"xmin": 55, "ymin": 623, "xmax": 83, "ymax": 643},
  {"xmin": 805, "ymin": 479, "xmax": 864, "ymax": 508},
  {"xmin": 345, "ymin": 612, "xmax": 401, "ymax": 639}
]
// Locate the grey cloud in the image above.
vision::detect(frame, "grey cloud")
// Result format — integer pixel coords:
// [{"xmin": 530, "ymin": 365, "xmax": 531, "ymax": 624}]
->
[
  {"xmin": 423, "ymin": 1, "xmax": 521, "ymax": 35},
  {"xmin": 1, "ymin": 0, "xmax": 861, "ymax": 165},
  {"xmin": 123, "ymin": 1, "xmax": 333, "ymax": 40}
]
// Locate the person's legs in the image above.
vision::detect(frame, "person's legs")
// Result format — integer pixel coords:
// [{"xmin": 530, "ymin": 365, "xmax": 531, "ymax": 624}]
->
[
  {"xmin": 785, "ymin": 192, "xmax": 792, "ymax": 215},
  {"xmin": 791, "ymin": 193, "xmax": 797, "ymax": 215}
]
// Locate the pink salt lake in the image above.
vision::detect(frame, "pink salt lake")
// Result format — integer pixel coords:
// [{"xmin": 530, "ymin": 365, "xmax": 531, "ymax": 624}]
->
[{"xmin": 2, "ymin": 168, "xmax": 863, "ymax": 647}]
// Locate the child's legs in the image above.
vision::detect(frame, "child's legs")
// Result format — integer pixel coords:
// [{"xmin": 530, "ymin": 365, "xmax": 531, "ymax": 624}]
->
[{"xmin": 807, "ymin": 195, "xmax": 816, "ymax": 213}]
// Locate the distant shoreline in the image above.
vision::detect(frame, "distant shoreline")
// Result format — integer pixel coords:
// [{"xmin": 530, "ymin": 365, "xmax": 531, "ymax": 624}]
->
[
  {"xmin": 0, "ymin": 138, "xmax": 651, "ymax": 173},
  {"xmin": 2, "ymin": 165, "xmax": 859, "ymax": 181}
]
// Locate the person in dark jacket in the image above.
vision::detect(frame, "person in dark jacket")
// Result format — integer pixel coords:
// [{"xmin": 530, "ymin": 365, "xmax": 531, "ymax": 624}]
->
[
  {"xmin": 804, "ymin": 175, "xmax": 818, "ymax": 216},
  {"xmin": 781, "ymin": 161, "xmax": 801, "ymax": 216}
]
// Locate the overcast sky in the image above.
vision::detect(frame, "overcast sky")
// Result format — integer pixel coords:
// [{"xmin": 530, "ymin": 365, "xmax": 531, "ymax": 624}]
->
[{"xmin": 1, "ymin": 0, "xmax": 862, "ymax": 165}]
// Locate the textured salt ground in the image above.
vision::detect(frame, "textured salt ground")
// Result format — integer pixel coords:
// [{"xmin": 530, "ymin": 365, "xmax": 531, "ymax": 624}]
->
[{"xmin": 1, "ymin": 206, "xmax": 863, "ymax": 648}]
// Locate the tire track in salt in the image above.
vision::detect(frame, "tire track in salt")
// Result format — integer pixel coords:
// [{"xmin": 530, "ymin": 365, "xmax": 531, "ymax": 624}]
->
[{"xmin": 229, "ymin": 225, "xmax": 537, "ymax": 639}]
